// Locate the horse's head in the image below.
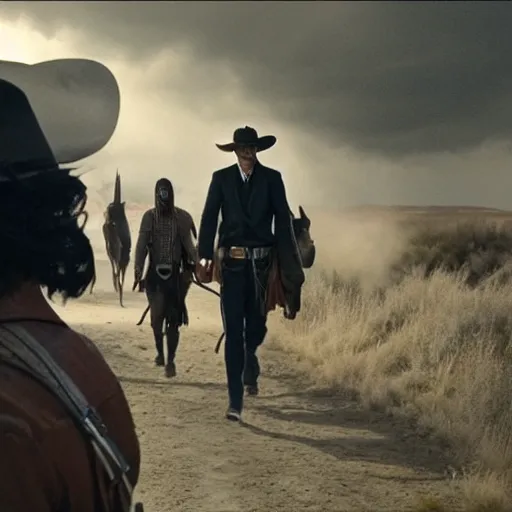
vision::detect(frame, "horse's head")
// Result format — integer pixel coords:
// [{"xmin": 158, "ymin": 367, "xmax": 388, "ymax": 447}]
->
[{"xmin": 292, "ymin": 205, "xmax": 316, "ymax": 269}]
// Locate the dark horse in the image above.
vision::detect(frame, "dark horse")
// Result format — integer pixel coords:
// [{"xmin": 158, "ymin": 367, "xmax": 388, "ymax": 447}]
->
[
  {"xmin": 103, "ymin": 171, "xmax": 131, "ymax": 307},
  {"xmin": 291, "ymin": 205, "xmax": 316, "ymax": 269}
]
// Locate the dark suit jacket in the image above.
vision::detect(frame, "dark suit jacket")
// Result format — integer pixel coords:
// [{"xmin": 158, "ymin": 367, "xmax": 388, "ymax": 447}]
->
[{"xmin": 198, "ymin": 161, "xmax": 305, "ymax": 314}]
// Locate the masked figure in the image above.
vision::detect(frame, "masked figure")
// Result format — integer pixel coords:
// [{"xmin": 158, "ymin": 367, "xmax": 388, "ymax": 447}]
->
[
  {"xmin": 197, "ymin": 126, "xmax": 305, "ymax": 422},
  {"xmin": 134, "ymin": 178, "xmax": 197, "ymax": 378}
]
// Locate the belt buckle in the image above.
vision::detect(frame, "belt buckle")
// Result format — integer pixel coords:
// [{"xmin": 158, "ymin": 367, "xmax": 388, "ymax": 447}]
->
[
  {"xmin": 156, "ymin": 264, "xmax": 173, "ymax": 280},
  {"xmin": 229, "ymin": 247, "xmax": 246, "ymax": 259}
]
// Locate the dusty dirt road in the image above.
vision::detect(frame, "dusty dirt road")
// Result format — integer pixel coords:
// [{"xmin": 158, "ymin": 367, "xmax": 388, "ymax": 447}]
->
[{"xmin": 51, "ymin": 261, "xmax": 463, "ymax": 512}]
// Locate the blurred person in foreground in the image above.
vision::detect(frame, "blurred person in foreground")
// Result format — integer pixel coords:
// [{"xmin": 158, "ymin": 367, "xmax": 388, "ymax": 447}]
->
[
  {"xmin": 197, "ymin": 126, "xmax": 305, "ymax": 422},
  {"xmin": 0, "ymin": 60, "xmax": 141, "ymax": 512}
]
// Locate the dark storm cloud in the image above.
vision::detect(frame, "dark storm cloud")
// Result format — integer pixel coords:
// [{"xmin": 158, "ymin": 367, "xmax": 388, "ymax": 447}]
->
[{"xmin": 2, "ymin": 1, "xmax": 512, "ymax": 157}]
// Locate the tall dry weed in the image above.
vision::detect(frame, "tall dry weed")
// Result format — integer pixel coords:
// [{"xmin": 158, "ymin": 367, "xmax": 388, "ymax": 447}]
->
[{"xmin": 273, "ymin": 217, "xmax": 512, "ymax": 510}]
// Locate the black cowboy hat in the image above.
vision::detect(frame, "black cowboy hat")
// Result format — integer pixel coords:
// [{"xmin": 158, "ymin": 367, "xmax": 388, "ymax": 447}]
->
[
  {"xmin": 216, "ymin": 126, "xmax": 277, "ymax": 153},
  {"xmin": 0, "ymin": 58, "xmax": 120, "ymax": 165},
  {"xmin": 0, "ymin": 78, "xmax": 60, "ymax": 180}
]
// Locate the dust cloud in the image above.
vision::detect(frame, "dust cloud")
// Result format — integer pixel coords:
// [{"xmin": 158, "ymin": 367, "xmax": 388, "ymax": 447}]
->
[{"xmin": 302, "ymin": 208, "xmax": 408, "ymax": 289}]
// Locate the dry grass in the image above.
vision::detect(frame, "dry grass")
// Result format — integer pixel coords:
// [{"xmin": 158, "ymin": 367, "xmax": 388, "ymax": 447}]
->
[{"xmin": 274, "ymin": 213, "xmax": 512, "ymax": 511}]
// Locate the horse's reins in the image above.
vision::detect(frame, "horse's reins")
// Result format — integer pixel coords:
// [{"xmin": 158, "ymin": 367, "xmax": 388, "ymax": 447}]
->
[{"xmin": 134, "ymin": 270, "xmax": 226, "ymax": 353}]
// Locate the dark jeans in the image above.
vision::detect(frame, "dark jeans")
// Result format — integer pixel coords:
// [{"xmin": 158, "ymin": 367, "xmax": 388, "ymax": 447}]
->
[{"xmin": 220, "ymin": 255, "xmax": 272, "ymax": 412}]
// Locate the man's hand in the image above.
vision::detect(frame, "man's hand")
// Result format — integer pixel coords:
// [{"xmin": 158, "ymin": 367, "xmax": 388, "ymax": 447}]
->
[
  {"xmin": 183, "ymin": 260, "xmax": 196, "ymax": 273},
  {"xmin": 196, "ymin": 258, "xmax": 214, "ymax": 283},
  {"xmin": 133, "ymin": 268, "xmax": 143, "ymax": 291},
  {"xmin": 199, "ymin": 258, "xmax": 213, "ymax": 272},
  {"xmin": 133, "ymin": 268, "xmax": 144, "ymax": 292}
]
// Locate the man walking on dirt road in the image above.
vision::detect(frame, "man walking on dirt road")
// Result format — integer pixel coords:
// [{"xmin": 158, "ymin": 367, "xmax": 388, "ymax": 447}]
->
[
  {"xmin": 134, "ymin": 178, "xmax": 197, "ymax": 378},
  {"xmin": 197, "ymin": 126, "xmax": 304, "ymax": 422}
]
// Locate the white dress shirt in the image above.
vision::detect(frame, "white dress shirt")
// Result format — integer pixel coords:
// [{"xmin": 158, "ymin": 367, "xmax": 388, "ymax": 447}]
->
[{"xmin": 237, "ymin": 162, "xmax": 253, "ymax": 183}]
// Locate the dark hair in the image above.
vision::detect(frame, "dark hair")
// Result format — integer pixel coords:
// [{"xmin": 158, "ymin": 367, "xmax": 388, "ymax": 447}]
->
[{"xmin": 0, "ymin": 166, "xmax": 95, "ymax": 302}]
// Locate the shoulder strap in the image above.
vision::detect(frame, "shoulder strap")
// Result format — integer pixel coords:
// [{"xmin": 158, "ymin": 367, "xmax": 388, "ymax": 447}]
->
[{"xmin": 0, "ymin": 324, "xmax": 137, "ymax": 512}]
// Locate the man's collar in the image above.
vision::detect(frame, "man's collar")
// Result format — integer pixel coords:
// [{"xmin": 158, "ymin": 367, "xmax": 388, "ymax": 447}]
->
[{"xmin": 236, "ymin": 160, "xmax": 257, "ymax": 181}]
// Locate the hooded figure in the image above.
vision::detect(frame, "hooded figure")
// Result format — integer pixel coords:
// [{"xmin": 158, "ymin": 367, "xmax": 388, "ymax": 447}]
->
[
  {"xmin": 134, "ymin": 178, "xmax": 197, "ymax": 377},
  {"xmin": 155, "ymin": 177, "xmax": 174, "ymax": 213}
]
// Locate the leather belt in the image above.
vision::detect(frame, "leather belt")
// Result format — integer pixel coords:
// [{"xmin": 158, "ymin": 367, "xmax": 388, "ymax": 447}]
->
[{"xmin": 227, "ymin": 246, "xmax": 272, "ymax": 260}]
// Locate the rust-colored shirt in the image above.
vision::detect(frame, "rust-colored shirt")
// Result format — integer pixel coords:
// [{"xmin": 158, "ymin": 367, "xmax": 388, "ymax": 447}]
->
[{"xmin": 0, "ymin": 320, "xmax": 141, "ymax": 511}]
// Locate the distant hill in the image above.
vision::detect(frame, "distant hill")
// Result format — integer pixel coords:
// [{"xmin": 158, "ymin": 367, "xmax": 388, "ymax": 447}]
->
[{"xmin": 340, "ymin": 204, "xmax": 508, "ymax": 215}]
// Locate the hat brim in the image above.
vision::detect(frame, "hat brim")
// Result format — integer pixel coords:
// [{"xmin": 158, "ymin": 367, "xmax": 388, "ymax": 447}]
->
[
  {"xmin": 0, "ymin": 58, "xmax": 120, "ymax": 164},
  {"xmin": 216, "ymin": 135, "xmax": 277, "ymax": 153}
]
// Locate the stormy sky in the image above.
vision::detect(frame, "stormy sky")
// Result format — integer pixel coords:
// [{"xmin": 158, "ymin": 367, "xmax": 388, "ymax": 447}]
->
[{"xmin": 1, "ymin": 1, "xmax": 511, "ymax": 211}]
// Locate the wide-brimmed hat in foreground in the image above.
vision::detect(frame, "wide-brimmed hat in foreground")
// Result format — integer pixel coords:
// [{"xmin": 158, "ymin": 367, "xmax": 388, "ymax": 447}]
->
[{"xmin": 0, "ymin": 58, "xmax": 120, "ymax": 167}]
